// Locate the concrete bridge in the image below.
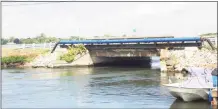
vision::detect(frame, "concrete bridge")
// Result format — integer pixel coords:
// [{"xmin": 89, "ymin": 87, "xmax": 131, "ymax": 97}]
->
[{"xmin": 51, "ymin": 36, "xmax": 214, "ymax": 67}]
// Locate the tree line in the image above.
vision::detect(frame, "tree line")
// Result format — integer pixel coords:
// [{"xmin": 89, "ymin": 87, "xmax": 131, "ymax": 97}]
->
[{"xmin": 1, "ymin": 33, "xmax": 86, "ymax": 45}]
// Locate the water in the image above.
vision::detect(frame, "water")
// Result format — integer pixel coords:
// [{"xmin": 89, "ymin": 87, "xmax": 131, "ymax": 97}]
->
[{"xmin": 2, "ymin": 67, "xmax": 210, "ymax": 108}]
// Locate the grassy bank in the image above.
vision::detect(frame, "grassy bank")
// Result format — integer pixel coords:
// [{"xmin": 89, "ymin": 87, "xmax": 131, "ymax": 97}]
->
[{"xmin": 1, "ymin": 48, "xmax": 50, "ymax": 68}]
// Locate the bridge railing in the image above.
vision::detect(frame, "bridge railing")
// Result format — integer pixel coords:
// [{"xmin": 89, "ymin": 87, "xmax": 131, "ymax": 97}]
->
[{"xmin": 51, "ymin": 37, "xmax": 207, "ymax": 53}]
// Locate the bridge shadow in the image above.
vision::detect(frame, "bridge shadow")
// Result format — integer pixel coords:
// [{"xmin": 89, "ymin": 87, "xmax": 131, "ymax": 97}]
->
[{"xmin": 92, "ymin": 57, "xmax": 152, "ymax": 68}]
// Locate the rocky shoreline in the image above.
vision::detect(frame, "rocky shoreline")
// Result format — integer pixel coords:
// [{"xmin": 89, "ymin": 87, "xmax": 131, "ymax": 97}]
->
[{"xmin": 162, "ymin": 47, "xmax": 217, "ymax": 72}]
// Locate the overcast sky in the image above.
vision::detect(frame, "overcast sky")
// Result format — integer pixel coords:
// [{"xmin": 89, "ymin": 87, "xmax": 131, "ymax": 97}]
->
[{"xmin": 2, "ymin": 2, "xmax": 217, "ymax": 38}]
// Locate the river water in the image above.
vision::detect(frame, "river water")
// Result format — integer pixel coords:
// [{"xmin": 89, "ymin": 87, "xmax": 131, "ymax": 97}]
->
[{"xmin": 2, "ymin": 67, "xmax": 210, "ymax": 108}]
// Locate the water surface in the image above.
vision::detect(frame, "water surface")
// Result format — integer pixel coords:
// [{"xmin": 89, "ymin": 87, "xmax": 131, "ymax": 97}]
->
[{"xmin": 2, "ymin": 67, "xmax": 210, "ymax": 108}]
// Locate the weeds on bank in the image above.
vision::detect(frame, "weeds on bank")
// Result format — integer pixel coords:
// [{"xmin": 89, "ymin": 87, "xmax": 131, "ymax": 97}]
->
[
  {"xmin": 1, "ymin": 48, "xmax": 50, "ymax": 65},
  {"xmin": 2, "ymin": 56, "xmax": 27, "ymax": 65},
  {"xmin": 60, "ymin": 45, "xmax": 87, "ymax": 63}
]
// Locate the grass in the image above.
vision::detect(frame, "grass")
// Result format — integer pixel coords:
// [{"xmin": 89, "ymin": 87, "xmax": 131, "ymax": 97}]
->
[
  {"xmin": 2, "ymin": 48, "xmax": 49, "ymax": 57},
  {"xmin": 2, "ymin": 56, "xmax": 27, "ymax": 64},
  {"xmin": 1, "ymin": 48, "xmax": 50, "ymax": 66}
]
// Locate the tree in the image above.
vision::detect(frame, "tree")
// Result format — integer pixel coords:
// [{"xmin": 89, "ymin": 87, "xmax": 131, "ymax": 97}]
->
[
  {"xmin": 122, "ymin": 34, "xmax": 127, "ymax": 37},
  {"xmin": 104, "ymin": 34, "xmax": 111, "ymax": 37},
  {"xmin": 9, "ymin": 37, "xmax": 15, "ymax": 42},
  {"xmin": 13, "ymin": 38, "xmax": 20, "ymax": 44},
  {"xmin": 70, "ymin": 36, "xmax": 80, "ymax": 40},
  {"xmin": 200, "ymin": 33, "xmax": 217, "ymax": 37},
  {"xmin": 1, "ymin": 38, "xmax": 8, "ymax": 45}
]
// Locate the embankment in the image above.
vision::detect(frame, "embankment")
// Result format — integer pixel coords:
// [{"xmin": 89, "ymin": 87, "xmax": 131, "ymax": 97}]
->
[{"xmin": 160, "ymin": 47, "xmax": 217, "ymax": 72}]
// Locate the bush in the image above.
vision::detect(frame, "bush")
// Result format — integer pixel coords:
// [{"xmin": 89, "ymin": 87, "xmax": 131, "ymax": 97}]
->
[
  {"xmin": 1, "ymin": 38, "xmax": 8, "ymax": 45},
  {"xmin": 60, "ymin": 45, "xmax": 87, "ymax": 63},
  {"xmin": 2, "ymin": 56, "xmax": 27, "ymax": 64}
]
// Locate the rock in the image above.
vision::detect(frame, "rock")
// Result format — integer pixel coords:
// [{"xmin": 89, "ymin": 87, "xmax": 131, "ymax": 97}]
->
[
  {"xmin": 167, "ymin": 48, "xmax": 217, "ymax": 69},
  {"xmin": 174, "ymin": 64, "xmax": 183, "ymax": 71},
  {"xmin": 166, "ymin": 60, "xmax": 175, "ymax": 66}
]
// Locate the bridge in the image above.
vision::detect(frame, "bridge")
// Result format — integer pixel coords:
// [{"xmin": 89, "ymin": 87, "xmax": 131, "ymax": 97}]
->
[{"xmin": 51, "ymin": 36, "xmax": 214, "ymax": 67}]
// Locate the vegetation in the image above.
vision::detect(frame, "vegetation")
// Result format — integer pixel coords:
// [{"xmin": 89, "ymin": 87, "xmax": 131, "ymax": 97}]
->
[
  {"xmin": 69, "ymin": 36, "xmax": 86, "ymax": 40},
  {"xmin": 1, "ymin": 48, "xmax": 50, "ymax": 67},
  {"xmin": 2, "ymin": 56, "xmax": 27, "ymax": 65},
  {"xmin": 200, "ymin": 33, "xmax": 217, "ymax": 37},
  {"xmin": 2, "ymin": 33, "xmax": 86, "ymax": 45},
  {"xmin": 60, "ymin": 45, "xmax": 87, "ymax": 63},
  {"xmin": 1, "ymin": 38, "xmax": 9, "ymax": 45}
]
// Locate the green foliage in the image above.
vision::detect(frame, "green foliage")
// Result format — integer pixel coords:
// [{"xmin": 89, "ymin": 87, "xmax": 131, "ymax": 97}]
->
[
  {"xmin": 2, "ymin": 56, "xmax": 27, "ymax": 64},
  {"xmin": 9, "ymin": 34, "xmax": 86, "ymax": 44},
  {"xmin": 41, "ymin": 49, "xmax": 50, "ymax": 55},
  {"xmin": 60, "ymin": 45, "xmax": 87, "ymax": 63},
  {"xmin": 20, "ymin": 33, "xmax": 59, "ymax": 44},
  {"xmin": 9, "ymin": 37, "xmax": 15, "ymax": 42},
  {"xmin": 1, "ymin": 38, "xmax": 9, "ymax": 45},
  {"xmin": 200, "ymin": 33, "xmax": 217, "ymax": 37},
  {"xmin": 69, "ymin": 36, "xmax": 85, "ymax": 40}
]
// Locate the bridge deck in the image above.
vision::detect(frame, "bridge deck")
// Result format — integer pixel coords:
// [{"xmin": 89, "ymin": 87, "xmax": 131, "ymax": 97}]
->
[
  {"xmin": 51, "ymin": 37, "xmax": 206, "ymax": 53},
  {"xmin": 58, "ymin": 37, "xmax": 201, "ymax": 44}
]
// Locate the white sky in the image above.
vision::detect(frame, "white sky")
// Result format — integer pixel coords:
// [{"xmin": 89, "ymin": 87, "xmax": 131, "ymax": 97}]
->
[{"xmin": 2, "ymin": 2, "xmax": 217, "ymax": 38}]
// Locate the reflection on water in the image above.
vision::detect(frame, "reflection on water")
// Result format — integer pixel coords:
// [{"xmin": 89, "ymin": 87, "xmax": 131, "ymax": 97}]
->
[
  {"xmin": 2, "ymin": 67, "xmax": 210, "ymax": 108},
  {"xmin": 170, "ymin": 99, "xmax": 211, "ymax": 109}
]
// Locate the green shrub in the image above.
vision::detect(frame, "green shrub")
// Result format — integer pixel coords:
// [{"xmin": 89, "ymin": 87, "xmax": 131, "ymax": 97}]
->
[
  {"xmin": 1, "ymin": 56, "xmax": 27, "ymax": 64},
  {"xmin": 60, "ymin": 53, "xmax": 76, "ymax": 63},
  {"xmin": 60, "ymin": 45, "xmax": 87, "ymax": 63}
]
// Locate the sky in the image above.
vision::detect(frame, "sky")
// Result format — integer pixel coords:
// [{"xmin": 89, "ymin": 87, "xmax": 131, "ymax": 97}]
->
[{"xmin": 2, "ymin": 2, "xmax": 217, "ymax": 38}]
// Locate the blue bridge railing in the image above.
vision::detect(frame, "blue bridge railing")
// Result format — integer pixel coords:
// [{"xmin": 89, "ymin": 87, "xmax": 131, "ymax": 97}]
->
[
  {"xmin": 51, "ymin": 36, "xmax": 215, "ymax": 53},
  {"xmin": 58, "ymin": 37, "xmax": 201, "ymax": 44}
]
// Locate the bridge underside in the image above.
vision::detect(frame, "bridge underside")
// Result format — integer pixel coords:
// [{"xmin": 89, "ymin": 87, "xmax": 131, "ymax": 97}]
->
[
  {"xmin": 91, "ymin": 57, "xmax": 153, "ymax": 67},
  {"xmin": 84, "ymin": 42, "xmax": 202, "ymax": 67},
  {"xmin": 87, "ymin": 48, "xmax": 157, "ymax": 67}
]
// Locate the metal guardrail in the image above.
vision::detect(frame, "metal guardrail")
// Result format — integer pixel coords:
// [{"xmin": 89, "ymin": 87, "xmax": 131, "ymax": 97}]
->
[{"xmin": 58, "ymin": 37, "xmax": 201, "ymax": 44}]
